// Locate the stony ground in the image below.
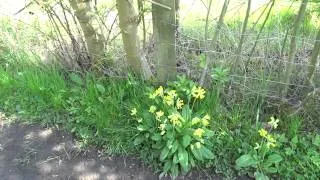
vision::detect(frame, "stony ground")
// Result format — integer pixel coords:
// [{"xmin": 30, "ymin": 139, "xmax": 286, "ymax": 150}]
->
[{"xmin": 0, "ymin": 113, "xmax": 218, "ymax": 180}]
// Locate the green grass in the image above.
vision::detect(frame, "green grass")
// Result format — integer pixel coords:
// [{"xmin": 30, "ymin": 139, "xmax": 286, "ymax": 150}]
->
[{"xmin": 0, "ymin": 3, "xmax": 320, "ymax": 178}]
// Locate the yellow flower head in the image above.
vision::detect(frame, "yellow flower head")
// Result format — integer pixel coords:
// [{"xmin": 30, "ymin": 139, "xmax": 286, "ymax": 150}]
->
[
  {"xmin": 266, "ymin": 142, "xmax": 276, "ymax": 148},
  {"xmin": 268, "ymin": 117, "xmax": 279, "ymax": 129},
  {"xmin": 193, "ymin": 128, "xmax": 205, "ymax": 138},
  {"xmin": 191, "ymin": 86, "xmax": 206, "ymax": 99},
  {"xmin": 168, "ymin": 113, "xmax": 182, "ymax": 126},
  {"xmin": 149, "ymin": 106, "xmax": 157, "ymax": 113},
  {"xmin": 167, "ymin": 90, "xmax": 177, "ymax": 98},
  {"xmin": 258, "ymin": 128, "xmax": 268, "ymax": 137},
  {"xmin": 155, "ymin": 111, "xmax": 164, "ymax": 119},
  {"xmin": 155, "ymin": 86, "xmax": 164, "ymax": 97},
  {"xmin": 163, "ymin": 95, "xmax": 174, "ymax": 106},
  {"xmin": 202, "ymin": 114, "xmax": 210, "ymax": 126},
  {"xmin": 191, "ymin": 117, "xmax": 201, "ymax": 125},
  {"xmin": 176, "ymin": 98, "xmax": 184, "ymax": 109},
  {"xmin": 266, "ymin": 134, "xmax": 276, "ymax": 143},
  {"xmin": 130, "ymin": 108, "xmax": 137, "ymax": 116}
]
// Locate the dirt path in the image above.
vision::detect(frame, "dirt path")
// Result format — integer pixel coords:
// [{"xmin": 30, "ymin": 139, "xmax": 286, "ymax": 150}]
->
[{"xmin": 0, "ymin": 117, "xmax": 217, "ymax": 180}]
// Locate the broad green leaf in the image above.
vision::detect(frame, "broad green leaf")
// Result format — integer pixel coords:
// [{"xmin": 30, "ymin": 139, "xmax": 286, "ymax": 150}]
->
[
  {"xmin": 182, "ymin": 135, "xmax": 192, "ymax": 148},
  {"xmin": 163, "ymin": 161, "xmax": 172, "ymax": 172},
  {"xmin": 171, "ymin": 140, "xmax": 179, "ymax": 153},
  {"xmin": 191, "ymin": 146, "xmax": 203, "ymax": 161},
  {"xmin": 264, "ymin": 154, "xmax": 283, "ymax": 167},
  {"xmin": 95, "ymin": 84, "xmax": 105, "ymax": 93},
  {"xmin": 178, "ymin": 147, "xmax": 189, "ymax": 172},
  {"xmin": 69, "ymin": 73, "xmax": 83, "ymax": 85},
  {"xmin": 254, "ymin": 172, "xmax": 269, "ymax": 180},
  {"xmin": 173, "ymin": 153, "xmax": 179, "ymax": 164},
  {"xmin": 236, "ymin": 154, "xmax": 259, "ymax": 168},
  {"xmin": 170, "ymin": 164, "xmax": 179, "ymax": 178},
  {"xmin": 151, "ymin": 133, "xmax": 162, "ymax": 141},
  {"xmin": 166, "ymin": 139, "xmax": 174, "ymax": 149},
  {"xmin": 160, "ymin": 147, "xmax": 170, "ymax": 161},
  {"xmin": 200, "ymin": 146, "xmax": 214, "ymax": 160},
  {"xmin": 134, "ymin": 136, "xmax": 144, "ymax": 146},
  {"xmin": 265, "ymin": 167, "xmax": 277, "ymax": 173}
]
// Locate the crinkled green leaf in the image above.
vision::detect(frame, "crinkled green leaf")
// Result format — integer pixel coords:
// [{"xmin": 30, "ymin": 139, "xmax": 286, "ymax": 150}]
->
[
  {"xmin": 236, "ymin": 154, "xmax": 259, "ymax": 169},
  {"xmin": 151, "ymin": 133, "xmax": 162, "ymax": 141},
  {"xmin": 182, "ymin": 135, "xmax": 192, "ymax": 148},
  {"xmin": 160, "ymin": 147, "xmax": 170, "ymax": 161},
  {"xmin": 134, "ymin": 135, "xmax": 144, "ymax": 146},
  {"xmin": 178, "ymin": 147, "xmax": 189, "ymax": 172}
]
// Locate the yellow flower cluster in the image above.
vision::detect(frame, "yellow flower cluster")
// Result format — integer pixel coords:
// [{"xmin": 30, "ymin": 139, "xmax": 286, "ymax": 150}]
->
[
  {"xmin": 176, "ymin": 98, "xmax": 184, "ymax": 109},
  {"xmin": 191, "ymin": 114, "xmax": 210, "ymax": 127},
  {"xmin": 149, "ymin": 105, "xmax": 157, "ymax": 113},
  {"xmin": 191, "ymin": 86, "xmax": 206, "ymax": 99},
  {"xmin": 258, "ymin": 128, "xmax": 276, "ymax": 148},
  {"xmin": 168, "ymin": 113, "xmax": 183, "ymax": 126},
  {"xmin": 193, "ymin": 128, "xmax": 205, "ymax": 138},
  {"xmin": 156, "ymin": 110, "xmax": 164, "ymax": 120}
]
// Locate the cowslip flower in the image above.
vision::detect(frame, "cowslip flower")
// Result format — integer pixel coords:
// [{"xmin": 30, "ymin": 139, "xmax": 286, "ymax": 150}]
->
[
  {"xmin": 191, "ymin": 117, "xmax": 201, "ymax": 125},
  {"xmin": 163, "ymin": 95, "xmax": 174, "ymax": 106},
  {"xmin": 202, "ymin": 114, "xmax": 210, "ymax": 126},
  {"xmin": 168, "ymin": 113, "xmax": 182, "ymax": 126},
  {"xmin": 130, "ymin": 108, "xmax": 137, "ymax": 116},
  {"xmin": 155, "ymin": 86, "xmax": 164, "ymax": 97},
  {"xmin": 266, "ymin": 142, "xmax": 276, "ymax": 148},
  {"xmin": 191, "ymin": 86, "xmax": 206, "ymax": 99},
  {"xmin": 167, "ymin": 90, "xmax": 177, "ymax": 98},
  {"xmin": 258, "ymin": 128, "xmax": 268, "ymax": 137},
  {"xmin": 149, "ymin": 106, "xmax": 157, "ymax": 113},
  {"xmin": 268, "ymin": 117, "xmax": 279, "ymax": 129},
  {"xmin": 193, "ymin": 128, "xmax": 205, "ymax": 138},
  {"xmin": 176, "ymin": 98, "xmax": 184, "ymax": 109},
  {"xmin": 155, "ymin": 111, "xmax": 164, "ymax": 119}
]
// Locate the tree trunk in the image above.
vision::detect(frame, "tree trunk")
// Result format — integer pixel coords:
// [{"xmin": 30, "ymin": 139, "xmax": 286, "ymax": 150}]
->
[
  {"xmin": 69, "ymin": 0, "xmax": 105, "ymax": 63},
  {"xmin": 306, "ymin": 28, "xmax": 320, "ymax": 85},
  {"xmin": 116, "ymin": 0, "xmax": 142, "ymax": 75},
  {"xmin": 152, "ymin": 0, "xmax": 178, "ymax": 82},
  {"xmin": 282, "ymin": 0, "xmax": 308, "ymax": 96},
  {"xmin": 233, "ymin": 0, "xmax": 251, "ymax": 72}
]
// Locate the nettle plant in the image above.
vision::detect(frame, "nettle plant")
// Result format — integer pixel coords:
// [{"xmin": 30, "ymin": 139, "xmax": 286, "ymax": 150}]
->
[
  {"xmin": 130, "ymin": 77, "xmax": 215, "ymax": 178},
  {"xmin": 236, "ymin": 117, "xmax": 283, "ymax": 180}
]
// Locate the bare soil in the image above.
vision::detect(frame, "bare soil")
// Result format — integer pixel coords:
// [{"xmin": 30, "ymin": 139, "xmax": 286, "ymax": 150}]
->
[{"xmin": 0, "ymin": 118, "xmax": 220, "ymax": 180}]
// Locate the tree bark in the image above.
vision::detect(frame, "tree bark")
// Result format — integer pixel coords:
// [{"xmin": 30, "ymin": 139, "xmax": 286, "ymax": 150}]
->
[
  {"xmin": 152, "ymin": 0, "xmax": 178, "ymax": 82},
  {"xmin": 69, "ymin": 0, "xmax": 105, "ymax": 63},
  {"xmin": 282, "ymin": 0, "xmax": 308, "ymax": 96},
  {"xmin": 306, "ymin": 28, "xmax": 320, "ymax": 85},
  {"xmin": 233, "ymin": 0, "xmax": 251, "ymax": 72},
  {"xmin": 116, "ymin": 0, "xmax": 142, "ymax": 75}
]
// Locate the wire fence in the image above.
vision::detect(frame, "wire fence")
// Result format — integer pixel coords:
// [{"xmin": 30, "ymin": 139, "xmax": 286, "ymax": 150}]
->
[{"xmin": 0, "ymin": 1, "xmax": 319, "ymax": 120}]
